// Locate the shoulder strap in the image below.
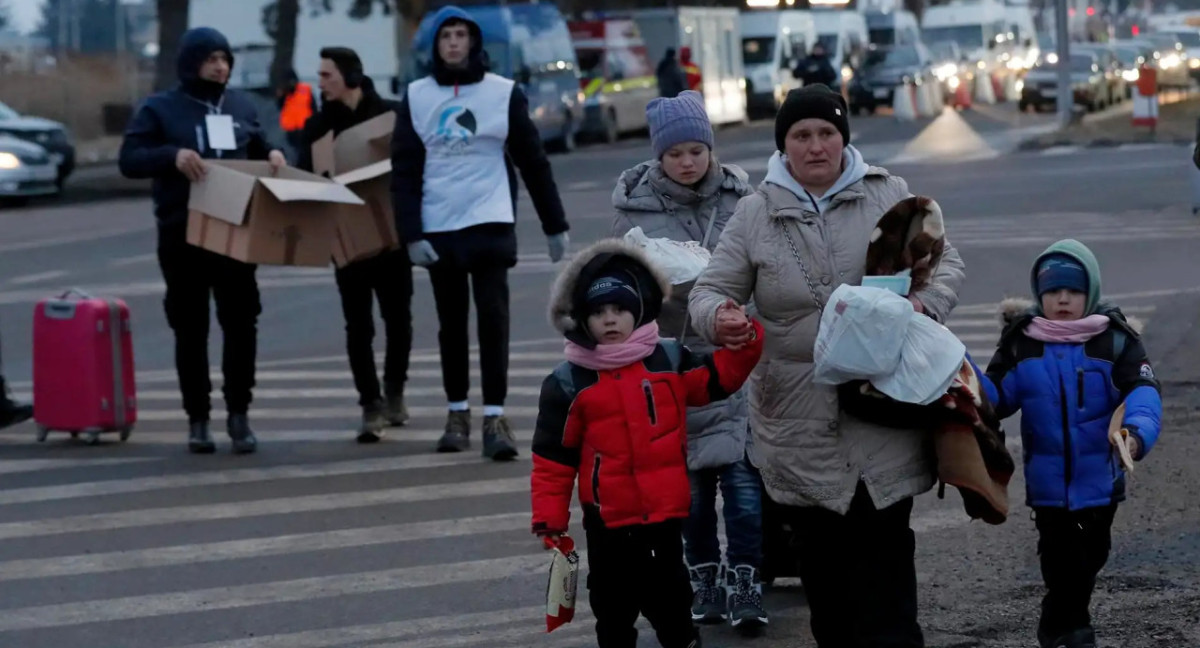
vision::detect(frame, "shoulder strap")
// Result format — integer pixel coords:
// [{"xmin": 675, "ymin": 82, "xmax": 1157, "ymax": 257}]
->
[
  {"xmin": 1112, "ymin": 330, "xmax": 1128, "ymax": 360},
  {"xmin": 552, "ymin": 362, "xmax": 578, "ymax": 400}
]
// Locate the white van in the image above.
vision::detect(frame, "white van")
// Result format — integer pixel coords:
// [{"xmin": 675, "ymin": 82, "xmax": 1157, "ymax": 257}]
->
[
  {"xmin": 741, "ymin": 10, "xmax": 817, "ymax": 114},
  {"xmin": 1005, "ymin": 3, "xmax": 1039, "ymax": 70},
  {"xmin": 810, "ymin": 9, "xmax": 870, "ymax": 91},
  {"xmin": 864, "ymin": 9, "xmax": 920, "ymax": 47},
  {"xmin": 921, "ymin": 0, "xmax": 1013, "ymax": 73}
]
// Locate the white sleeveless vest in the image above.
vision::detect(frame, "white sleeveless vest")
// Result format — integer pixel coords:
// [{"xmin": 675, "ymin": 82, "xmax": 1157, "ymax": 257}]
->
[{"xmin": 407, "ymin": 72, "xmax": 515, "ymax": 234}]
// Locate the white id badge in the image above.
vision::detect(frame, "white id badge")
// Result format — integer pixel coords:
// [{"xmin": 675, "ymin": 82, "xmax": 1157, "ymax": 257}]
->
[{"xmin": 205, "ymin": 114, "xmax": 237, "ymax": 151}]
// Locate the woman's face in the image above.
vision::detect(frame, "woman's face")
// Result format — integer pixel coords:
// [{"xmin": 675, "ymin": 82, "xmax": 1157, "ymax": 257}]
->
[
  {"xmin": 587, "ymin": 303, "xmax": 636, "ymax": 344},
  {"xmin": 784, "ymin": 118, "xmax": 844, "ymax": 189},
  {"xmin": 661, "ymin": 141, "xmax": 711, "ymax": 186}
]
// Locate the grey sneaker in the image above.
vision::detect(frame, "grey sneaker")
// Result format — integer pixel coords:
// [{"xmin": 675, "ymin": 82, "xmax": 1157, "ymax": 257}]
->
[
  {"xmin": 384, "ymin": 383, "xmax": 408, "ymax": 427},
  {"xmin": 437, "ymin": 410, "xmax": 471, "ymax": 452},
  {"xmin": 482, "ymin": 415, "xmax": 518, "ymax": 461},
  {"xmin": 689, "ymin": 563, "xmax": 726, "ymax": 624},
  {"xmin": 356, "ymin": 400, "xmax": 387, "ymax": 443},
  {"xmin": 727, "ymin": 564, "xmax": 768, "ymax": 631}
]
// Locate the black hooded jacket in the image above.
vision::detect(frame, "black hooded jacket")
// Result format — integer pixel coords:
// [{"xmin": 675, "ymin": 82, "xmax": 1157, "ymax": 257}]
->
[
  {"xmin": 295, "ymin": 78, "xmax": 400, "ymax": 173},
  {"xmin": 389, "ymin": 7, "xmax": 568, "ymax": 249},
  {"xmin": 118, "ymin": 27, "xmax": 277, "ymax": 232}
]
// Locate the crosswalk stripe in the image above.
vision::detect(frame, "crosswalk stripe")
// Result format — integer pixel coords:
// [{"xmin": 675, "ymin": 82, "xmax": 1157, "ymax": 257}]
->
[
  {"xmin": 0, "ymin": 456, "xmax": 159, "ymax": 476},
  {"xmin": 135, "ymin": 405, "xmax": 541, "ymax": 422},
  {"xmin": 0, "ymin": 551, "xmax": 569, "ymax": 632},
  {"xmin": 0, "ymin": 512, "xmax": 534, "ymax": 582},
  {"xmin": 130, "ymin": 386, "xmax": 545, "ymax": 400},
  {"xmin": 0, "ymin": 476, "xmax": 529, "ymax": 541},
  {"xmin": 0, "ymin": 453, "xmax": 527, "ymax": 506}
]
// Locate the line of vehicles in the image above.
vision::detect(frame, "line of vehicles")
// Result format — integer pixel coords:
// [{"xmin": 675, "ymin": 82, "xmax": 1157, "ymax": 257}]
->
[{"xmin": 7, "ymin": 0, "xmax": 1200, "ymax": 204}]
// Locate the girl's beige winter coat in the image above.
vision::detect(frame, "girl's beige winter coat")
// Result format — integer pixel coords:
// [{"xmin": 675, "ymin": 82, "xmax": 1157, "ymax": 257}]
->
[{"xmin": 688, "ymin": 165, "xmax": 966, "ymax": 514}]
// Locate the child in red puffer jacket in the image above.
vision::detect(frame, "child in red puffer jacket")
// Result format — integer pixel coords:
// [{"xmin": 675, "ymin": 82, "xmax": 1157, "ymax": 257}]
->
[{"xmin": 530, "ymin": 238, "xmax": 763, "ymax": 648}]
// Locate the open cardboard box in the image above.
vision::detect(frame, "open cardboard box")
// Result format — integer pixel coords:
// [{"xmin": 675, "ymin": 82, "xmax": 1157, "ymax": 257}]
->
[
  {"xmin": 312, "ymin": 111, "xmax": 401, "ymax": 268},
  {"xmin": 186, "ymin": 160, "xmax": 364, "ymax": 267}
]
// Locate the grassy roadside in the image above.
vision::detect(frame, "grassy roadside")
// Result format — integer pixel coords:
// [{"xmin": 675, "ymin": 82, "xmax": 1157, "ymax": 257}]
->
[{"xmin": 1020, "ymin": 93, "xmax": 1200, "ymax": 149}]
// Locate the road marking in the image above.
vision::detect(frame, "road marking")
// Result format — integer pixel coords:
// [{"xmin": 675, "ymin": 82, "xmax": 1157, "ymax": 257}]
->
[
  {"xmin": 0, "ymin": 456, "xmax": 159, "ymax": 476},
  {"xmin": 108, "ymin": 252, "xmax": 159, "ymax": 267},
  {"xmin": 0, "ymin": 224, "xmax": 154, "ymax": 253},
  {"xmin": 0, "ymin": 453, "xmax": 528, "ymax": 505},
  {"xmin": 7, "ymin": 270, "xmax": 68, "ymax": 285},
  {"xmin": 954, "ymin": 287, "xmax": 1196, "ymax": 316},
  {"xmin": 255, "ymin": 338, "xmax": 564, "ymax": 369},
  {"xmin": 1040, "ymin": 145, "xmax": 1083, "ymax": 156},
  {"xmin": 135, "ymin": 405, "xmax": 540, "ymax": 422},
  {"xmin": 0, "ymin": 551, "xmax": 567, "ymax": 632},
  {"xmin": 0, "ymin": 476, "xmax": 530, "ymax": 540},
  {"xmin": 564, "ymin": 180, "xmax": 602, "ymax": 191},
  {"xmin": 128, "ymin": 386, "xmax": 545, "ymax": 401},
  {"xmin": 0, "ymin": 512, "xmax": 534, "ymax": 581}
]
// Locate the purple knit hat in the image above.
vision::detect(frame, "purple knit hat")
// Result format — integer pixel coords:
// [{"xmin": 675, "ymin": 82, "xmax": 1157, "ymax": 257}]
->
[{"xmin": 646, "ymin": 90, "xmax": 714, "ymax": 158}]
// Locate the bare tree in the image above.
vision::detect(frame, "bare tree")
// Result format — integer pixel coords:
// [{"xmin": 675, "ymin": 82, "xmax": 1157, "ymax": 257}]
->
[{"xmin": 155, "ymin": 0, "xmax": 191, "ymax": 91}]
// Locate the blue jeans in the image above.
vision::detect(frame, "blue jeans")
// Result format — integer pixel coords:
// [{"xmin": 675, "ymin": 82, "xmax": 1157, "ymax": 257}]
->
[{"xmin": 682, "ymin": 453, "xmax": 763, "ymax": 568}]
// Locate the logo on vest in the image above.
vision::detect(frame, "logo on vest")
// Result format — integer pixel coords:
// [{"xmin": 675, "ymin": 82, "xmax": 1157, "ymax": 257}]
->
[{"xmin": 435, "ymin": 106, "xmax": 478, "ymax": 153}]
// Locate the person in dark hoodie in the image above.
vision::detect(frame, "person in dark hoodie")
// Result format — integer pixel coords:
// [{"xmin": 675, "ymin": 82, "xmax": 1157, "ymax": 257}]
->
[
  {"xmin": 391, "ymin": 6, "xmax": 570, "ymax": 461},
  {"xmin": 118, "ymin": 26, "xmax": 286, "ymax": 455},
  {"xmin": 296, "ymin": 47, "xmax": 413, "ymax": 443}
]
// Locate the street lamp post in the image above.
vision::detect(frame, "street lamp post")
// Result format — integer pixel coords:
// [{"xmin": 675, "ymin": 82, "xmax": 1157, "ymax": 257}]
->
[{"xmin": 1055, "ymin": 0, "xmax": 1072, "ymax": 127}]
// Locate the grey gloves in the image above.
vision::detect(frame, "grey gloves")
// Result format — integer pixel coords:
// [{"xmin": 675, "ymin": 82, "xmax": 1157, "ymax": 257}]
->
[
  {"xmin": 547, "ymin": 232, "xmax": 569, "ymax": 263},
  {"xmin": 408, "ymin": 240, "xmax": 439, "ymax": 267}
]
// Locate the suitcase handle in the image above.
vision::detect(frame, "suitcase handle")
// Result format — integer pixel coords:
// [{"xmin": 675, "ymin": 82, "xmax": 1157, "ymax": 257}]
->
[{"xmin": 57, "ymin": 287, "xmax": 93, "ymax": 300}]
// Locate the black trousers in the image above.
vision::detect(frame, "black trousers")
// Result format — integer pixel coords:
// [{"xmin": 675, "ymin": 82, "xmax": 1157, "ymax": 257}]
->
[
  {"xmin": 334, "ymin": 249, "xmax": 413, "ymax": 406},
  {"xmin": 157, "ymin": 232, "xmax": 261, "ymax": 423},
  {"xmin": 782, "ymin": 482, "xmax": 924, "ymax": 648},
  {"xmin": 1034, "ymin": 504, "xmax": 1118, "ymax": 639},
  {"xmin": 583, "ymin": 511, "xmax": 699, "ymax": 648},
  {"xmin": 426, "ymin": 262, "xmax": 509, "ymax": 406}
]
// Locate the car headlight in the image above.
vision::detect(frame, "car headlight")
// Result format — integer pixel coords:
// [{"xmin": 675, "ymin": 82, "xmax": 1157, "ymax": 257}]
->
[
  {"xmin": 934, "ymin": 63, "xmax": 958, "ymax": 81},
  {"xmin": 0, "ymin": 152, "xmax": 20, "ymax": 170},
  {"xmin": 1190, "ymin": 58, "xmax": 1200, "ymax": 69},
  {"xmin": 1122, "ymin": 68, "xmax": 1140, "ymax": 82}
]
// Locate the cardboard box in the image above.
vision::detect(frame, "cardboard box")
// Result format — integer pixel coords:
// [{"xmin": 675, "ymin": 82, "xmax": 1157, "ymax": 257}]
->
[
  {"xmin": 311, "ymin": 112, "xmax": 401, "ymax": 268},
  {"xmin": 186, "ymin": 160, "xmax": 364, "ymax": 268}
]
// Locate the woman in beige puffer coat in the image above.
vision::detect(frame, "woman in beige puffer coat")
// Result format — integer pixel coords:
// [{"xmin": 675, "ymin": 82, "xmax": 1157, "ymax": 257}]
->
[
  {"xmin": 688, "ymin": 84, "xmax": 966, "ymax": 648},
  {"xmin": 610, "ymin": 90, "xmax": 768, "ymax": 631}
]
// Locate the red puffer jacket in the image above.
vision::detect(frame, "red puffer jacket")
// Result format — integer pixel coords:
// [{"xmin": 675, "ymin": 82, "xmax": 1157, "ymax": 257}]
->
[{"xmin": 531, "ymin": 320, "xmax": 763, "ymax": 534}]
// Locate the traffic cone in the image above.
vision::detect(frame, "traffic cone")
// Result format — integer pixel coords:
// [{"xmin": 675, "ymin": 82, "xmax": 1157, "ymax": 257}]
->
[
  {"xmin": 953, "ymin": 77, "xmax": 973, "ymax": 109},
  {"xmin": 974, "ymin": 70, "xmax": 996, "ymax": 104},
  {"xmin": 991, "ymin": 73, "xmax": 1006, "ymax": 102},
  {"xmin": 893, "ymin": 80, "xmax": 917, "ymax": 121},
  {"xmin": 915, "ymin": 81, "xmax": 936, "ymax": 117}
]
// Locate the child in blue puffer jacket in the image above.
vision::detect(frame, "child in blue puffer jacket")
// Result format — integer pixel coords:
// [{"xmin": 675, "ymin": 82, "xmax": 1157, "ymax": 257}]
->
[{"xmin": 980, "ymin": 239, "xmax": 1162, "ymax": 648}]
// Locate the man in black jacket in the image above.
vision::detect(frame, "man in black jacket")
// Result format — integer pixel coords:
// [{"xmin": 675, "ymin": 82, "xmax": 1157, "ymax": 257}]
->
[
  {"xmin": 297, "ymin": 47, "xmax": 413, "ymax": 443},
  {"xmin": 392, "ymin": 6, "xmax": 569, "ymax": 461},
  {"xmin": 119, "ymin": 27, "xmax": 286, "ymax": 455}
]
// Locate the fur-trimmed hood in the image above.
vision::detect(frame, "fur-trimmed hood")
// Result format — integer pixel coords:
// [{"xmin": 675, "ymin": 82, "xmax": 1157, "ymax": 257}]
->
[
  {"xmin": 548, "ymin": 238, "xmax": 673, "ymax": 348},
  {"xmin": 998, "ymin": 297, "xmax": 1144, "ymax": 336}
]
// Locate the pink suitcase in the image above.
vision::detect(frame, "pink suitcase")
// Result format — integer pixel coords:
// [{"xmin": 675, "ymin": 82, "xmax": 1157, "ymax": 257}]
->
[{"xmin": 32, "ymin": 289, "xmax": 137, "ymax": 444}]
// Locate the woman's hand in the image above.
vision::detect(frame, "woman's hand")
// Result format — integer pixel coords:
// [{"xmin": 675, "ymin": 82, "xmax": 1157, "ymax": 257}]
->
[{"xmin": 714, "ymin": 298, "xmax": 753, "ymax": 350}]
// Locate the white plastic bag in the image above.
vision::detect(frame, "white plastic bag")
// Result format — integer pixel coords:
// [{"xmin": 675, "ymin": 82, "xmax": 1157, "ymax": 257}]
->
[
  {"xmin": 545, "ymin": 535, "xmax": 580, "ymax": 633},
  {"xmin": 872, "ymin": 315, "xmax": 966, "ymax": 405},
  {"xmin": 622, "ymin": 226, "xmax": 712, "ymax": 285},
  {"xmin": 813, "ymin": 284, "xmax": 914, "ymax": 385}
]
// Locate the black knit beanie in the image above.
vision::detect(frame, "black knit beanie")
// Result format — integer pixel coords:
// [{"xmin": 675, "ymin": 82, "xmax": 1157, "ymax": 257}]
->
[{"xmin": 775, "ymin": 84, "xmax": 851, "ymax": 152}]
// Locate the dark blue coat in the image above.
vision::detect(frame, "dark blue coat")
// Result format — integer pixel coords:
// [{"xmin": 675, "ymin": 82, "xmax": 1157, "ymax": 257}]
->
[
  {"xmin": 118, "ymin": 27, "xmax": 276, "ymax": 233},
  {"xmin": 981, "ymin": 306, "xmax": 1162, "ymax": 511}
]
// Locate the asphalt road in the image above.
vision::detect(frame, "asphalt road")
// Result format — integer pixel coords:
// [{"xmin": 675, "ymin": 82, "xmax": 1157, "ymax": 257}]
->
[{"xmin": 0, "ymin": 105, "xmax": 1198, "ymax": 647}]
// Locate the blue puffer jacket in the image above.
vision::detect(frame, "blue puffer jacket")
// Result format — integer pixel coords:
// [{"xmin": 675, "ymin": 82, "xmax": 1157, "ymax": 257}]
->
[{"xmin": 981, "ymin": 298, "xmax": 1162, "ymax": 511}]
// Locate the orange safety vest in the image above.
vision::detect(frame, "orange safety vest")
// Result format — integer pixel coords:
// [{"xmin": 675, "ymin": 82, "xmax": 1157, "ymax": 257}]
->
[{"xmin": 280, "ymin": 82, "xmax": 314, "ymax": 132}]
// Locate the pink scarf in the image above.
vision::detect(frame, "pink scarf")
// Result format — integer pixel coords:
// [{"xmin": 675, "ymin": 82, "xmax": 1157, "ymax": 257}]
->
[
  {"xmin": 564, "ymin": 322, "xmax": 661, "ymax": 371},
  {"xmin": 1024, "ymin": 314, "xmax": 1110, "ymax": 343}
]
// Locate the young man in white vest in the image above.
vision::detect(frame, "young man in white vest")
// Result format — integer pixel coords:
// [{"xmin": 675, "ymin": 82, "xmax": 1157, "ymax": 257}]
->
[{"xmin": 391, "ymin": 5, "xmax": 570, "ymax": 461}]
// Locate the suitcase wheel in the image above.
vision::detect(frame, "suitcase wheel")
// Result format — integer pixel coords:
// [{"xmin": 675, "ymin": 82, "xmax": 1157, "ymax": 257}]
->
[
  {"xmin": 119, "ymin": 428, "xmax": 132, "ymax": 442},
  {"xmin": 36, "ymin": 425, "xmax": 49, "ymax": 443}
]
